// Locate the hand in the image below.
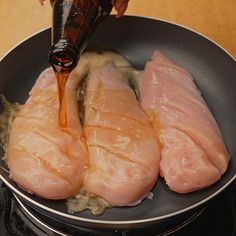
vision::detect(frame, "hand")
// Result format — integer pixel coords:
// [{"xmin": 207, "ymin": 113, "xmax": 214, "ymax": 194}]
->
[
  {"xmin": 39, "ymin": 0, "xmax": 129, "ymax": 17},
  {"xmin": 113, "ymin": 0, "xmax": 129, "ymax": 17}
]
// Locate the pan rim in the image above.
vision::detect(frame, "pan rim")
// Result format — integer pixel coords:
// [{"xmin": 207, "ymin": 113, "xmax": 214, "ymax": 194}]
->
[
  {"xmin": 0, "ymin": 15, "xmax": 235, "ymax": 63},
  {"xmin": 0, "ymin": 15, "xmax": 236, "ymax": 225},
  {"xmin": 0, "ymin": 173, "xmax": 235, "ymax": 225}
]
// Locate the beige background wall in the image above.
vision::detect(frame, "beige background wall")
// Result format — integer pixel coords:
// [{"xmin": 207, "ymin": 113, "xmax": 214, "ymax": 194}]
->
[{"xmin": 0, "ymin": 0, "xmax": 236, "ymax": 58}]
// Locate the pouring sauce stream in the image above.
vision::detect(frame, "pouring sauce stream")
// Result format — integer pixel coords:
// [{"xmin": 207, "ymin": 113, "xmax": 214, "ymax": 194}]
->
[{"xmin": 55, "ymin": 71, "xmax": 69, "ymax": 128}]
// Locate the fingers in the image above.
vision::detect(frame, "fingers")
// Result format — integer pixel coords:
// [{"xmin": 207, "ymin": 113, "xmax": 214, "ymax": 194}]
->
[
  {"xmin": 113, "ymin": 0, "xmax": 129, "ymax": 17},
  {"xmin": 38, "ymin": 0, "xmax": 129, "ymax": 17},
  {"xmin": 39, "ymin": 0, "xmax": 46, "ymax": 5}
]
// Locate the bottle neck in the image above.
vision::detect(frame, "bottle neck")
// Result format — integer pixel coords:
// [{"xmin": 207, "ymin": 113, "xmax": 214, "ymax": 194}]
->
[
  {"xmin": 49, "ymin": 0, "xmax": 113, "ymax": 73},
  {"xmin": 49, "ymin": 39, "xmax": 78, "ymax": 73}
]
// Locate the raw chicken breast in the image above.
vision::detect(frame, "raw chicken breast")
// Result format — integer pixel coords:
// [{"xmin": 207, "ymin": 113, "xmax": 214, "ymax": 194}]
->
[
  {"xmin": 84, "ymin": 63, "xmax": 160, "ymax": 206},
  {"xmin": 6, "ymin": 68, "xmax": 88, "ymax": 199},
  {"xmin": 140, "ymin": 51, "xmax": 229, "ymax": 193}
]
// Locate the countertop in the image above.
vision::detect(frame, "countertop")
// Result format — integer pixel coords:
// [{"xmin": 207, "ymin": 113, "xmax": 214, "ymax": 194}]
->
[{"xmin": 0, "ymin": 0, "xmax": 236, "ymax": 58}]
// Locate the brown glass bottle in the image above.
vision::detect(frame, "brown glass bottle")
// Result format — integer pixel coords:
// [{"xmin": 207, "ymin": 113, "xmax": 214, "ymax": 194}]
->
[
  {"xmin": 48, "ymin": 0, "xmax": 112, "ymax": 128},
  {"xmin": 49, "ymin": 0, "xmax": 113, "ymax": 73}
]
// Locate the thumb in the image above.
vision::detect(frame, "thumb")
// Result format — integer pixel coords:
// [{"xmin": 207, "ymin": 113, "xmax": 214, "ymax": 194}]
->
[{"xmin": 113, "ymin": 0, "xmax": 129, "ymax": 17}]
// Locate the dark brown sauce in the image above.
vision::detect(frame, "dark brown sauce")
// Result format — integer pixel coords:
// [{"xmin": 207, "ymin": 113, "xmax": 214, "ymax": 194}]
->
[{"xmin": 55, "ymin": 72, "xmax": 69, "ymax": 128}]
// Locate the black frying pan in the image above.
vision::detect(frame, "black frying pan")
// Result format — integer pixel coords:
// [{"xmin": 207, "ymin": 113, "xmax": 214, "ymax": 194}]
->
[{"xmin": 0, "ymin": 16, "xmax": 236, "ymax": 230}]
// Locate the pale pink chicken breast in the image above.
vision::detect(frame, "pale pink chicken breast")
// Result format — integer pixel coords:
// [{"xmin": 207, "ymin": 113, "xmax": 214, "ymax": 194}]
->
[
  {"xmin": 140, "ymin": 51, "xmax": 229, "ymax": 193},
  {"xmin": 84, "ymin": 63, "xmax": 160, "ymax": 206},
  {"xmin": 6, "ymin": 68, "xmax": 88, "ymax": 199}
]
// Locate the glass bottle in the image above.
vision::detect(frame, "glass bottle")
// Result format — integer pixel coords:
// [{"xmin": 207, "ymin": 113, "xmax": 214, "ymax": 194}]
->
[{"xmin": 49, "ymin": 0, "xmax": 113, "ymax": 73}]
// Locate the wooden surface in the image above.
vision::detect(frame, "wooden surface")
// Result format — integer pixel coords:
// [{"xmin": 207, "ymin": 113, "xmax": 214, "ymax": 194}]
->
[{"xmin": 0, "ymin": 0, "xmax": 236, "ymax": 58}]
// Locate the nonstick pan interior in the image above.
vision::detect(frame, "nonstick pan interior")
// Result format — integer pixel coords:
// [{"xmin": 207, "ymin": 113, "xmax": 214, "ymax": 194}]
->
[{"xmin": 0, "ymin": 16, "xmax": 236, "ymax": 227}]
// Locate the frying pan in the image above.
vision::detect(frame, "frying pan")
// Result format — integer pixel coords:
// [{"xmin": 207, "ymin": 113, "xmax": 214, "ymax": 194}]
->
[{"xmin": 0, "ymin": 16, "xmax": 236, "ymax": 230}]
